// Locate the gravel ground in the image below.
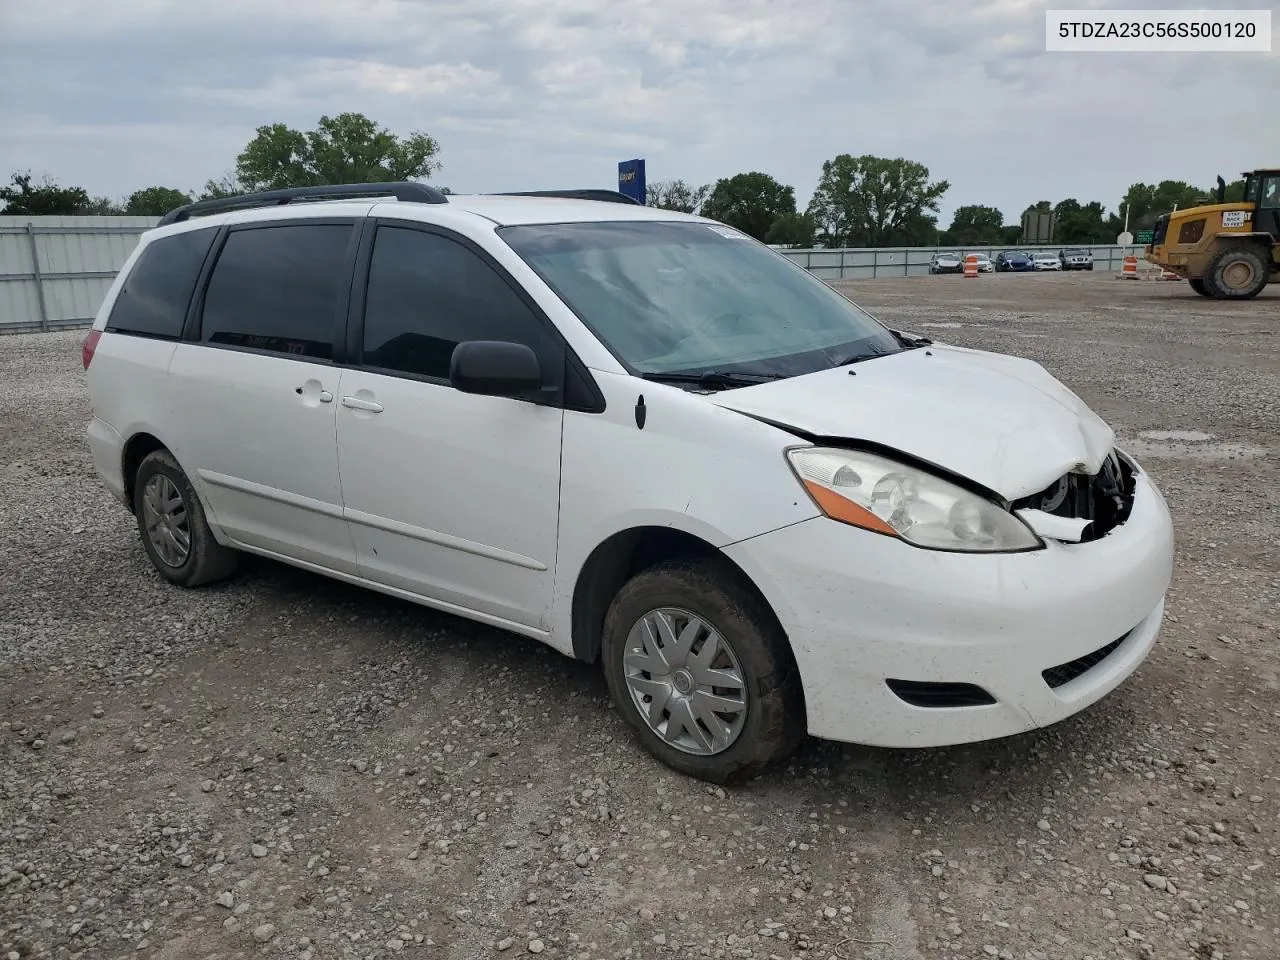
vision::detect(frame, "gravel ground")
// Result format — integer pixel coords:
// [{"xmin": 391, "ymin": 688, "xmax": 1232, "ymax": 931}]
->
[{"xmin": 2, "ymin": 272, "xmax": 1277, "ymax": 960}]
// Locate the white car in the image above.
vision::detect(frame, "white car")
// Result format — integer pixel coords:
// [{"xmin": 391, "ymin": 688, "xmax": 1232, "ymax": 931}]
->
[
  {"xmin": 1032, "ymin": 252, "xmax": 1062, "ymax": 271},
  {"xmin": 970, "ymin": 253, "xmax": 995, "ymax": 273},
  {"xmin": 81, "ymin": 183, "xmax": 1174, "ymax": 783},
  {"xmin": 929, "ymin": 253, "xmax": 963, "ymax": 274}
]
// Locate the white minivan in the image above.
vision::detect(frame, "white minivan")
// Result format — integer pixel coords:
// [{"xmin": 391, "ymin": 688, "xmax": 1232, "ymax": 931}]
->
[{"xmin": 83, "ymin": 183, "xmax": 1175, "ymax": 782}]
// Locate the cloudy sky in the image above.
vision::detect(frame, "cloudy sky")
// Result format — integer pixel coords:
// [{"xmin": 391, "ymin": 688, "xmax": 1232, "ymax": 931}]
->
[{"xmin": 2, "ymin": 0, "xmax": 1276, "ymax": 226}]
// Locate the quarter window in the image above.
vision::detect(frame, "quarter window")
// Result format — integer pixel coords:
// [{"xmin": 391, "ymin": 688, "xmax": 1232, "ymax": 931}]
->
[
  {"xmin": 106, "ymin": 227, "xmax": 217, "ymax": 338},
  {"xmin": 361, "ymin": 226, "xmax": 560, "ymax": 384},
  {"xmin": 200, "ymin": 223, "xmax": 353, "ymax": 360}
]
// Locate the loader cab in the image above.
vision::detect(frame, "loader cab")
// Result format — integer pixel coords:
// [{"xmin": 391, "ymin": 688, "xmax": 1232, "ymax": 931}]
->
[{"xmin": 1248, "ymin": 170, "xmax": 1280, "ymax": 240}]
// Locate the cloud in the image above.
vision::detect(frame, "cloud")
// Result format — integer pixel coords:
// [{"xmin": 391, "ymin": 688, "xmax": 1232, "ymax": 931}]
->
[{"xmin": 0, "ymin": 0, "xmax": 1276, "ymax": 224}]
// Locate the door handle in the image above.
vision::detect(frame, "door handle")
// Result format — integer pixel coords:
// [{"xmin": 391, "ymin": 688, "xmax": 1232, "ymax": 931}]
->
[{"xmin": 341, "ymin": 395, "xmax": 384, "ymax": 413}]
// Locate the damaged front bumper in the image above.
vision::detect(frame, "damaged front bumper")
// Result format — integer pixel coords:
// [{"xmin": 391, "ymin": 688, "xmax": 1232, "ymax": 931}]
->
[{"xmin": 723, "ymin": 459, "xmax": 1174, "ymax": 748}]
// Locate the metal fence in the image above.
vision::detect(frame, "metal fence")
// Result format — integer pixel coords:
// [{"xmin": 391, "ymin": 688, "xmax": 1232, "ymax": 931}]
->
[
  {"xmin": 0, "ymin": 216, "xmax": 1143, "ymax": 334},
  {"xmin": 0, "ymin": 216, "xmax": 159, "ymax": 334},
  {"xmin": 778, "ymin": 244, "xmax": 1139, "ymax": 280}
]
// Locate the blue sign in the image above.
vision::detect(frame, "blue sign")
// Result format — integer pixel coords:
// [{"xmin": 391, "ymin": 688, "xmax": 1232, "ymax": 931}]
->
[{"xmin": 618, "ymin": 159, "xmax": 646, "ymax": 205}]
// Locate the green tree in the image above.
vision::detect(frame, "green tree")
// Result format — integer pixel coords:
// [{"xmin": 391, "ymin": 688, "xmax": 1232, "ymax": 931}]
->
[
  {"xmin": 946, "ymin": 204, "xmax": 1005, "ymax": 244},
  {"xmin": 806, "ymin": 155, "xmax": 949, "ymax": 247},
  {"xmin": 125, "ymin": 186, "xmax": 193, "ymax": 216},
  {"xmin": 646, "ymin": 179, "xmax": 710, "ymax": 213},
  {"xmin": 198, "ymin": 172, "xmax": 241, "ymax": 201},
  {"xmin": 235, "ymin": 113, "xmax": 442, "ymax": 192},
  {"xmin": 700, "ymin": 172, "xmax": 796, "ymax": 242},
  {"xmin": 765, "ymin": 211, "xmax": 816, "ymax": 247},
  {"xmin": 1109, "ymin": 180, "xmax": 1210, "ymax": 232},
  {"xmin": 0, "ymin": 172, "xmax": 91, "ymax": 215},
  {"xmin": 1053, "ymin": 198, "xmax": 1108, "ymax": 244}
]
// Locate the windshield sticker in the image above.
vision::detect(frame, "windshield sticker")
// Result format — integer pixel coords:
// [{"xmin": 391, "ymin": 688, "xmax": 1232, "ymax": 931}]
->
[{"xmin": 705, "ymin": 225, "xmax": 749, "ymax": 239}]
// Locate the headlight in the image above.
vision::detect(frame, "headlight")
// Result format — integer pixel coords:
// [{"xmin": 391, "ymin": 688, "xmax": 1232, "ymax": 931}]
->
[{"xmin": 786, "ymin": 447, "xmax": 1042, "ymax": 553}]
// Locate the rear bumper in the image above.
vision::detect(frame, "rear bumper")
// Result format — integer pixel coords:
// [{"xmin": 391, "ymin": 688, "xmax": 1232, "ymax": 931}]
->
[
  {"xmin": 723, "ymin": 469, "xmax": 1174, "ymax": 748},
  {"xmin": 87, "ymin": 416, "xmax": 128, "ymax": 508}
]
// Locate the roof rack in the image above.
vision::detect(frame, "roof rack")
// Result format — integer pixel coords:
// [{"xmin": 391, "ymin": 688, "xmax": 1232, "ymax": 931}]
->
[
  {"xmin": 493, "ymin": 189, "xmax": 641, "ymax": 206},
  {"xmin": 157, "ymin": 181, "xmax": 449, "ymax": 227}
]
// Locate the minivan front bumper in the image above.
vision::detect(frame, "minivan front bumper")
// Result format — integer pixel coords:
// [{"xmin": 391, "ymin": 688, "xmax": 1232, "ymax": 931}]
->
[{"xmin": 722, "ymin": 470, "xmax": 1174, "ymax": 748}]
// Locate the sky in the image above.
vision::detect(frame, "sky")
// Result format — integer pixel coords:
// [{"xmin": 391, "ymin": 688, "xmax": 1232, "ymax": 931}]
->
[{"xmin": 1, "ymin": 0, "xmax": 1277, "ymax": 227}]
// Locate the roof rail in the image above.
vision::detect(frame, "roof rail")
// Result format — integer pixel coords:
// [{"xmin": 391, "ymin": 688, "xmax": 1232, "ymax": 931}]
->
[
  {"xmin": 157, "ymin": 181, "xmax": 449, "ymax": 227},
  {"xmin": 493, "ymin": 189, "xmax": 642, "ymax": 206}
]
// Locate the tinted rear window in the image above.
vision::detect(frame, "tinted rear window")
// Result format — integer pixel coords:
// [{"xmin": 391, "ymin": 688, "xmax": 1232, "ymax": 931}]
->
[
  {"xmin": 105, "ymin": 227, "xmax": 217, "ymax": 338},
  {"xmin": 200, "ymin": 223, "xmax": 353, "ymax": 360}
]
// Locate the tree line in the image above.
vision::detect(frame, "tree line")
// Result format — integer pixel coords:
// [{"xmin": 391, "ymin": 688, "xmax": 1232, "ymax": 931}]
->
[{"xmin": 0, "ymin": 111, "xmax": 1247, "ymax": 248}]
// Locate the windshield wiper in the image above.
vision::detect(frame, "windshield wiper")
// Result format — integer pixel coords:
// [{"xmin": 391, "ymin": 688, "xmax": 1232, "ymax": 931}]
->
[
  {"xmin": 641, "ymin": 370, "xmax": 787, "ymax": 390},
  {"xmin": 830, "ymin": 349, "xmax": 893, "ymax": 367}
]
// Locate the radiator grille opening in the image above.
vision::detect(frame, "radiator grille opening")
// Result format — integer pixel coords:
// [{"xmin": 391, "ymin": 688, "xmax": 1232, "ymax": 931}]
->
[{"xmin": 1012, "ymin": 451, "xmax": 1136, "ymax": 542}]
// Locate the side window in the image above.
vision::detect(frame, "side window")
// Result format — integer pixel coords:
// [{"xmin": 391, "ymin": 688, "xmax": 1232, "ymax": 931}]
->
[
  {"xmin": 200, "ymin": 223, "xmax": 353, "ymax": 360},
  {"xmin": 1260, "ymin": 177, "xmax": 1280, "ymax": 210},
  {"xmin": 362, "ymin": 226, "xmax": 561, "ymax": 383},
  {"xmin": 106, "ymin": 227, "xmax": 217, "ymax": 338}
]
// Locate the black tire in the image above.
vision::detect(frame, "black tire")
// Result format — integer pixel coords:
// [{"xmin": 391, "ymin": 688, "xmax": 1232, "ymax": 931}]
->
[
  {"xmin": 601, "ymin": 559, "xmax": 805, "ymax": 783},
  {"xmin": 1189, "ymin": 278, "xmax": 1212, "ymax": 297},
  {"xmin": 1086, "ymin": 263, "xmax": 1094, "ymax": 271},
  {"xmin": 1204, "ymin": 246, "xmax": 1269, "ymax": 300},
  {"xmin": 132, "ymin": 449, "xmax": 240, "ymax": 587}
]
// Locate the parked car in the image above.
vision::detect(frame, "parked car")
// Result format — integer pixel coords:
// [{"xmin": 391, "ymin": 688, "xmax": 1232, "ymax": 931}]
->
[
  {"xmin": 1059, "ymin": 248, "xmax": 1094, "ymax": 271},
  {"xmin": 995, "ymin": 250, "xmax": 1035, "ymax": 271},
  {"xmin": 81, "ymin": 182, "xmax": 1175, "ymax": 783},
  {"xmin": 970, "ymin": 253, "xmax": 995, "ymax": 273},
  {"xmin": 1031, "ymin": 252, "xmax": 1062, "ymax": 271},
  {"xmin": 929, "ymin": 252, "xmax": 963, "ymax": 274}
]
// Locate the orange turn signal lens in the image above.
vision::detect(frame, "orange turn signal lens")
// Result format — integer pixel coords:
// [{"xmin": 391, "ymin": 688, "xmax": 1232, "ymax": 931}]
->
[{"xmin": 801, "ymin": 480, "xmax": 898, "ymax": 537}]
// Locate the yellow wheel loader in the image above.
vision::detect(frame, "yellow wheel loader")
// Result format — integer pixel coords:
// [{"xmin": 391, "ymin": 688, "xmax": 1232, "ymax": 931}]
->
[{"xmin": 1145, "ymin": 169, "xmax": 1280, "ymax": 299}]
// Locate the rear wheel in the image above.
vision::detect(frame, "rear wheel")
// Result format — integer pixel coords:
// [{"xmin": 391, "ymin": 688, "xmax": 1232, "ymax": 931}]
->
[
  {"xmin": 601, "ymin": 559, "xmax": 805, "ymax": 783},
  {"xmin": 1189, "ymin": 278, "xmax": 1212, "ymax": 297},
  {"xmin": 133, "ymin": 449, "xmax": 240, "ymax": 587},
  {"xmin": 1204, "ymin": 246, "xmax": 1269, "ymax": 299}
]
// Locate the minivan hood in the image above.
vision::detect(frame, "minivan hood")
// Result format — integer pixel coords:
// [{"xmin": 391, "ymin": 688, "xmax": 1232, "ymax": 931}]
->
[{"xmin": 706, "ymin": 344, "xmax": 1114, "ymax": 500}]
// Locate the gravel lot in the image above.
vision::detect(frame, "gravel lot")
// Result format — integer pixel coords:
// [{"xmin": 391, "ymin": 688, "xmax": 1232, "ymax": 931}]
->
[{"xmin": 2, "ymin": 272, "xmax": 1277, "ymax": 960}]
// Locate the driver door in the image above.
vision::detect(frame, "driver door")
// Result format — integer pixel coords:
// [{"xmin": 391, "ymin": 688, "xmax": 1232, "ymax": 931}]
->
[
  {"xmin": 334, "ymin": 221, "xmax": 569, "ymax": 632},
  {"xmin": 1258, "ymin": 175, "xmax": 1280, "ymax": 243}
]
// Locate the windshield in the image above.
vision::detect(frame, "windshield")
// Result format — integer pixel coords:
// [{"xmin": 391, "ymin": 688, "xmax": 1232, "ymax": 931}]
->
[
  {"xmin": 1243, "ymin": 174, "xmax": 1260, "ymax": 204},
  {"xmin": 499, "ymin": 220, "xmax": 903, "ymax": 377}
]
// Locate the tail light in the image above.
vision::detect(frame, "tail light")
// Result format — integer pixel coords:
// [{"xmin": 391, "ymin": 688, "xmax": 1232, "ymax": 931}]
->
[{"xmin": 82, "ymin": 329, "xmax": 102, "ymax": 370}]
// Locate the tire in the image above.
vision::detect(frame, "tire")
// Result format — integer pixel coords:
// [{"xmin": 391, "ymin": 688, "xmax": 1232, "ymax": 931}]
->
[
  {"xmin": 1087, "ymin": 264, "xmax": 1094, "ymax": 271},
  {"xmin": 1189, "ymin": 278, "xmax": 1212, "ymax": 297},
  {"xmin": 601, "ymin": 559, "xmax": 805, "ymax": 783},
  {"xmin": 1204, "ymin": 246, "xmax": 1269, "ymax": 300},
  {"xmin": 132, "ymin": 449, "xmax": 240, "ymax": 587}
]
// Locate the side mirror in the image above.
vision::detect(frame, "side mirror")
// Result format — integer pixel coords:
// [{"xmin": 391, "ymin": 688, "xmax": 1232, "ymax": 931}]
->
[{"xmin": 449, "ymin": 340, "xmax": 543, "ymax": 397}]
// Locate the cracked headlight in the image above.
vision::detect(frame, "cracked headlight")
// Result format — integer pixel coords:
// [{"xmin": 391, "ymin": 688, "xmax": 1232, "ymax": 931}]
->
[{"xmin": 787, "ymin": 447, "xmax": 1042, "ymax": 553}]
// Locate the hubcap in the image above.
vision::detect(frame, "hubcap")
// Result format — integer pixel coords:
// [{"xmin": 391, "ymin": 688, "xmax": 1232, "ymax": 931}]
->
[
  {"xmin": 142, "ymin": 475, "xmax": 190, "ymax": 568},
  {"xmin": 622, "ymin": 607, "xmax": 748, "ymax": 756},
  {"xmin": 1222, "ymin": 259, "xmax": 1257, "ymax": 290}
]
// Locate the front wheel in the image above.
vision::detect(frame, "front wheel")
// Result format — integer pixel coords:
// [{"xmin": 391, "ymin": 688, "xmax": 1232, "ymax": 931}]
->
[
  {"xmin": 1189, "ymin": 278, "xmax": 1212, "ymax": 297},
  {"xmin": 601, "ymin": 559, "xmax": 805, "ymax": 783}
]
